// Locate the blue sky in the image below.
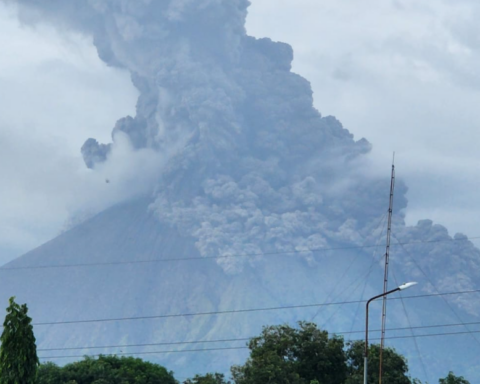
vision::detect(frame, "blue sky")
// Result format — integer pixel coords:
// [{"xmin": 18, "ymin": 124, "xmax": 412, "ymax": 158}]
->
[{"xmin": 1, "ymin": 0, "xmax": 479, "ymax": 264}]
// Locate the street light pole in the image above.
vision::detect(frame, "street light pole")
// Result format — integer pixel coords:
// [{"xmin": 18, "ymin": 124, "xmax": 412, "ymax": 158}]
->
[{"xmin": 364, "ymin": 282, "xmax": 417, "ymax": 384}]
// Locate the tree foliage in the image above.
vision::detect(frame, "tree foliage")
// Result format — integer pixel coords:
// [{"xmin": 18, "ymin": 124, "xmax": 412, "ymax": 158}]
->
[
  {"xmin": 36, "ymin": 356, "xmax": 176, "ymax": 384},
  {"xmin": 230, "ymin": 322, "xmax": 423, "ymax": 384},
  {"xmin": 231, "ymin": 322, "xmax": 347, "ymax": 384},
  {"xmin": 0, "ymin": 297, "xmax": 39, "ymax": 384},
  {"xmin": 183, "ymin": 373, "xmax": 230, "ymax": 384},
  {"xmin": 33, "ymin": 322, "xmax": 471, "ymax": 384},
  {"xmin": 439, "ymin": 372, "xmax": 470, "ymax": 384},
  {"xmin": 345, "ymin": 340, "xmax": 411, "ymax": 384}
]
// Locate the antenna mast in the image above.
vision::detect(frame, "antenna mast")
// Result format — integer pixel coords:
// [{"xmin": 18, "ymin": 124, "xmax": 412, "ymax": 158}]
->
[{"xmin": 379, "ymin": 156, "xmax": 395, "ymax": 384}]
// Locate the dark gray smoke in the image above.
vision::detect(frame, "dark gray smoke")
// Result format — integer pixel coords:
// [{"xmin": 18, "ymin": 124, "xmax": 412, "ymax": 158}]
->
[{"xmin": 9, "ymin": 0, "xmax": 480, "ymax": 307}]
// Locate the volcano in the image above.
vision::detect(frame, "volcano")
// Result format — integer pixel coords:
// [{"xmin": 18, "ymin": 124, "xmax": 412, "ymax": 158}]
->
[{"xmin": 3, "ymin": 0, "xmax": 480, "ymax": 381}]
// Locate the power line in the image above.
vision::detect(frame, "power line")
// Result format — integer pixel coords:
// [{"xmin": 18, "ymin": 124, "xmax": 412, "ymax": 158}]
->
[
  {"xmin": 30, "ymin": 289, "xmax": 480, "ymax": 327},
  {"xmin": 369, "ymin": 329, "xmax": 480, "ymax": 341},
  {"xmin": 39, "ymin": 346, "xmax": 248, "ymax": 360},
  {"xmin": 2, "ymin": 236, "xmax": 479, "ymax": 271},
  {"xmin": 346, "ymin": 213, "xmax": 388, "ymax": 333},
  {"xmin": 38, "ymin": 329, "xmax": 480, "ymax": 360},
  {"xmin": 392, "ymin": 235, "xmax": 480, "ymax": 348},
  {"xmin": 314, "ymin": 213, "xmax": 388, "ymax": 325},
  {"xmin": 38, "ymin": 337, "xmax": 252, "ymax": 352},
  {"xmin": 32, "ymin": 300, "xmax": 364, "ymax": 326},
  {"xmin": 342, "ymin": 320, "xmax": 480, "ymax": 336},
  {"xmin": 316, "ymin": 250, "xmax": 381, "ymax": 325},
  {"xmin": 391, "ymin": 269, "xmax": 430, "ymax": 383},
  {"xmin": 37, "ymin": 320, "xmax": 480, "ymax": 352}
]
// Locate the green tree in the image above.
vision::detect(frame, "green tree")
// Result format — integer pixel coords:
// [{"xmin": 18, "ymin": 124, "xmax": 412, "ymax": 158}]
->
[
  {"xmin": 439, "ymin": 372, "xmax": 470, "ymax": 384},
  {"xmin": 184, "ymin": 373, "xmax": 230, "ymax": 384},
  {"xmin": 345, "ymin": 341, "xmax": 413, "ymax": 384},
  {"xmin": 231, "ymin": 322, "xmax": 347, "ymax": 384},
  {"xmin": 36, "ymin": 362, "xmax": 64, "ymax": 384},
  {"xmin": 0, "ymin": 297, "xmax": 39, "ymax": 384},
  {"xmin": 37, "ymin": 356, "xmax": 176, "ymax": 384}
]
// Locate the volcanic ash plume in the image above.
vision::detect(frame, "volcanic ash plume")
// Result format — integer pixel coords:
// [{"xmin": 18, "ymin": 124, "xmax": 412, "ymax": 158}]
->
[{"xmin": 10, "ymin": 0, "xmax": 480, "ymax": 299}]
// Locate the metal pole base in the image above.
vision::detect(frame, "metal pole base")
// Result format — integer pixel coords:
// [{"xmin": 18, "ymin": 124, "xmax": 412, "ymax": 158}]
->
[{"xmin": 364, "ymin": 356, "xmax": 368, "ymax": 384}]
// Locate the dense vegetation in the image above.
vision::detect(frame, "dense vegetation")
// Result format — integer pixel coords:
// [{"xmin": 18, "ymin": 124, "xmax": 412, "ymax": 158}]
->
[
  {"xmin": 0, "ymin": 300, "xmax": 471, "ymax": 384},
  {"xmin": 33, "ymin": 323, "xmax": 471, "ymax": 384},
  {"xmin": 183, "ymin": 373, "xmax": 230, "ymax": 384},
  {"xmin": 229, "ymin": 322, "xmax": 470, "ymax": 384},
  {"xmin": 37, "ymin": 356, "xmax": 176, "ymax": 384},
  {"xmin": 231, "ymin": 322, "xmax": 413, "ymax": 384}
]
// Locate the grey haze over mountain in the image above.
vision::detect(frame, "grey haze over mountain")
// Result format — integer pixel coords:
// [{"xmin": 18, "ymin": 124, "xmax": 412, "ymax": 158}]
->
[{"xmin": 2, "ymin": 0, "xmax": 480, "ymax": 381}]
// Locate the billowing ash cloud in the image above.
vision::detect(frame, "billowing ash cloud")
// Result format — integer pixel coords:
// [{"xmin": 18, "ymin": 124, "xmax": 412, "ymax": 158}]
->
[{"xmin": 9, "ymin": 0, "xmax": 480, "ymax": 302}]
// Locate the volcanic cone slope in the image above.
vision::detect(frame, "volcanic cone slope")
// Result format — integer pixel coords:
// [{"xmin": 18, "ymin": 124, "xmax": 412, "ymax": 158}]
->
[{"xmin": 0, "ymin": 198, "xmax": 369, "ymax": 372}]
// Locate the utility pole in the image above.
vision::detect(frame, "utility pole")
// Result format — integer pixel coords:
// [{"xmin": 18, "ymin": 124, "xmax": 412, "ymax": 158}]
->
[{"xmin": 378, "ymin": 157, "xmax": 395, "ymax": 384}]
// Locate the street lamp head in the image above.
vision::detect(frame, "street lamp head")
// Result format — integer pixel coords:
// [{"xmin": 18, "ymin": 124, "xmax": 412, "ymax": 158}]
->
[{"xmin": 398, "ymin": 282, "xmax": 418, "ymax": 291}]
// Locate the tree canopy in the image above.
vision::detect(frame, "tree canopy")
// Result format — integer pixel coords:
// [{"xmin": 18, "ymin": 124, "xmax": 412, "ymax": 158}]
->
[
  {"xmin": 231, "ymin": 322, "xmax": 421, "ymax": 384},
  {"xmin": 183, "ymin": 373, "xmax": 230, "ymax": 384},
  {"xmin": 36, "ymin": 356, "xmax": 176, "ymax": 384},
  {"xmin": 0, "ymin": 297, "xmax": 39, "ymax": 384},
  {"xmin": 439, "ymin": 372, "xmax": 471, "ymax": 384},
  {"xmin": 231, "ymin": 322, "xmax": 347, "ymax": 384},
  {"xmin": 31, "ymin": 321, "xmax": 471, "ymax": 384},
  {"xmin": 345, "ymin": 340, "xmax": 411, "ymax": 384}
]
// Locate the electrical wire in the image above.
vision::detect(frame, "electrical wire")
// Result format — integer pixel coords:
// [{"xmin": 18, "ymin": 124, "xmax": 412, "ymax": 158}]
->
[
  {"xmin": 346, "ymin": 213, "xmax": 388, "ymax": 333},
  {"xmin": 38, "ymin": 337, "xmax": 252, "ymax": 351},
  {"xmin": 28, "ymin": 288, "xmax": 480, "ymax": 327},
  {"xmin": 314, "ymin": 213, "xmax": 388, "ymax": 325},
  {"xmin": 2, "ymin": 236, "xmax": 479, "ymax": 271},
  {"xmin": 369, "ymin": 329, "xmax": 480, "ymax": 341},
  {"xmin": 391, "ymin": 269, "xmax": 430, "ymax": 383},
  {"xmin": 37, "ymin": 329, "xmax": 480, "ymax": 360},
  {"xmin": 340, "ymin": 320, "xmax": 480, "ymax": 336},
  {"xmin": 316, "ymin": 251, "xmax": 380, "ymax": 326},
  {"xmin": 39, "ymin": 346, "xmax": 248, "ymax": 360},
  {"xmin": 392, "ymin": 235, "xmax": 480, "ymax": 348},
  {"xmin": 36, "ymin": 320, "xmax": 480, "ymax": 352}
]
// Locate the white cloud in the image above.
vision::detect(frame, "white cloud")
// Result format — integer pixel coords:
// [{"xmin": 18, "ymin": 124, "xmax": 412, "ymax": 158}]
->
[
  {"xmin": 0, "ymin": 6, "xmax": 137, "ymax": 150},
  {"xmin": 0, "ymin": 3, "xmax": 138, "ymax": 263},
  {"xmin": 0, "ymin": 125, "xmax": 166, "ymax": 259}
]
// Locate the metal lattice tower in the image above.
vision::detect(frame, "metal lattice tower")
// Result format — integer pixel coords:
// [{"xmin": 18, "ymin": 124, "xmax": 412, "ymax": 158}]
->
[{"xmin": 379, "ymin": 159, "xmax": 395, "ymax": 384}]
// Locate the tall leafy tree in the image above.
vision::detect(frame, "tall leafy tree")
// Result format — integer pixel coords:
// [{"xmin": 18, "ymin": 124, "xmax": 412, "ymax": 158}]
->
[
  {"xmin": 439, "ymin": 372, "xmax": 470, "ymax": 384},
  {"xmin": 231, "ymin": 322, "xmax": 347, "ymax": 384},
  {"xmin": 0, "ymin": 297, "xmax": 39, "ymax": 384},
  {"xmin": 184, "ymin": 373, "xmax": 230, "ymax": 384},
  {"xmin": 345, "ymin": 341, "xmax": 413, "ymax": 384},
  {"xmin": 231, "ymin": 323, "xmax": 423, "ymax": 384}
]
